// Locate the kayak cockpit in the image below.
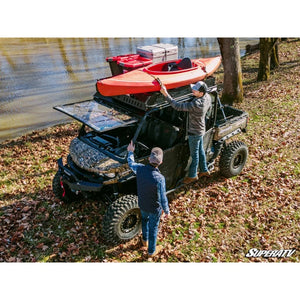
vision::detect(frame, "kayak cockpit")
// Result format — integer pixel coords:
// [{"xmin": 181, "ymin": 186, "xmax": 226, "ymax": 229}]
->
[{"xmin": 144, "ymin": 57, "xmax": 198, "ymax": 75}]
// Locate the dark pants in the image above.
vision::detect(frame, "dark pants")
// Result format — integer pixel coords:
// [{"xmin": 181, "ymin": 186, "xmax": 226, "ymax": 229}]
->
[{"xmin": 140, "ymin": 209, "xmax": 161, "ymax": 255}]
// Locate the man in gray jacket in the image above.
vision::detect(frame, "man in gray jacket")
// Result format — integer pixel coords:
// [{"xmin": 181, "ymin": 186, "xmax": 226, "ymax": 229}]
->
[{"xmin": 160, "ymin": 81, "xmax": 211, "ymax": 184}]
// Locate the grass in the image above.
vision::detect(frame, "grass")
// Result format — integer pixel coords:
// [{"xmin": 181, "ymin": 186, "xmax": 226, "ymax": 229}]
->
[{"xmin": 0, "ymin": 39, "xmax": 299, "ymax": 262}]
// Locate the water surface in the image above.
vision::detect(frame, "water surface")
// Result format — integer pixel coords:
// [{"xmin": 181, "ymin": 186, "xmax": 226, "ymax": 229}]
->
[{"xmin": 0, "ymin": 37, "xmax": 258, "ymax": 142}]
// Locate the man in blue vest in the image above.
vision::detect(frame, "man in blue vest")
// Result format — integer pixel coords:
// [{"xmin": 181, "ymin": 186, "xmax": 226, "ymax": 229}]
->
[{"xmin": 127, "ymin": 141, "xmax": 170, "ymax": 257}]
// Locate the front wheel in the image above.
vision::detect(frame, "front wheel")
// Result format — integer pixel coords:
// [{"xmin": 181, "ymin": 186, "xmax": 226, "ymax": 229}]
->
[
  {"xmin": 219, "ymin": 141, "xmax": 248, "ymax": 178},
  {"xmin": 102, "ymin": 195, "xmax": 141, "ymax": 244}
]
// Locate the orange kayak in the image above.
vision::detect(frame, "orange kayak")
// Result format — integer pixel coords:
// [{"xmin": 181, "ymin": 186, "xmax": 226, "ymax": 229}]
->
[{"xmin": 97, "ymin": 56, "xmax": 222, "ymax": 96}]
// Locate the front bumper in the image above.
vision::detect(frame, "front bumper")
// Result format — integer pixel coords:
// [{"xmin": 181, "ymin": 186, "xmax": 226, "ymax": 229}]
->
[{"xmin": 57, "ymin": 157, "xmax": 103, "ymax": 192}]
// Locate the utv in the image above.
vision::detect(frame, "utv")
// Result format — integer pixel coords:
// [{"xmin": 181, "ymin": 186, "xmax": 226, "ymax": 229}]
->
[{"xmin": 52, "ymin": 83, "xmax": 249, "ymax": 244}]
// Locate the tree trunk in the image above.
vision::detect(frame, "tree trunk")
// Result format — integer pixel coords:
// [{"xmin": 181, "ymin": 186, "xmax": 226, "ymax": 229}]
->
[
  {"xmin": 270, "ymin": 38, "xmax": 279, "ymax": 69},
  {"xmin": 257, "ymin": 38, "xmax": 279, "ymax": 81},
  {"xmin": 217, "ymin": 38, "xmax": 243, "ymax": 105}
]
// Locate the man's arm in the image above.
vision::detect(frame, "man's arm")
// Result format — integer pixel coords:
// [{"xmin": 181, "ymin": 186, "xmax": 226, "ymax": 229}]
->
[
  {"xmin": 127, "ymin": 141, "xmax": 144, "ymax": 174},
  {"xmin": 160, "ymin": 84, "xmax": 194, "ymax": 112},
  {"xmin": 157, "ymin": 176, "xmax": 170, "ymax": 215}
]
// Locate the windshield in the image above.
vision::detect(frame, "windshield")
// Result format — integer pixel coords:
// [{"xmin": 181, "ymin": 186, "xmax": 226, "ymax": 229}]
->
[{"xmin": 54, "ymin": 99, "xmax": 138, "ymax": 133}]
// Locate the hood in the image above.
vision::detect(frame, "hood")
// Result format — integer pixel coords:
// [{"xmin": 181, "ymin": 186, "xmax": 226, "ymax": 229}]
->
[
  {"xmin": 69, "ymin": 138, "xmax": 124, "ymax": 174},
  {"xmin": 54, "ymin": 99, "xmax": 138, "ymax": 134}
]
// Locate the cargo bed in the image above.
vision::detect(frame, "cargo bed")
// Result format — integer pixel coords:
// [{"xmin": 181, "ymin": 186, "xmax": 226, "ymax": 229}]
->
[{"xmin": 214, "ymin": 105, "xmax": 248, "ymax": 140}]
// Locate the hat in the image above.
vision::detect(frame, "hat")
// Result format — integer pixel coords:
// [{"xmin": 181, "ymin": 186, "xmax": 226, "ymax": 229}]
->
[
  {"xmin": 149, "ymin": 147, "xmax": 163, "ymax": 165},
  {"xmin": 190, "ymin": 81, "xmax": 208, "ymax": 94}
]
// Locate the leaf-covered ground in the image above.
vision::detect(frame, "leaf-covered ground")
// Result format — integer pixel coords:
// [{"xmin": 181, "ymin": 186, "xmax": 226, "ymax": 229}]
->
[{"xmin": 0, "ymin": 39, "xmax": 299, "ymax": 262}]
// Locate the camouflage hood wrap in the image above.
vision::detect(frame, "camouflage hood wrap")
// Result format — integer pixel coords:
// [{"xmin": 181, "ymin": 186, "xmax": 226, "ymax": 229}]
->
[{"xmin": 69, "ymin": 138, "xmax": 123, "ymax": 174}]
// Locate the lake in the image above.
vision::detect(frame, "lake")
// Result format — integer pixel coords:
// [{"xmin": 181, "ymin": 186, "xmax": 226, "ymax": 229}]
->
[{"xmin": 0, "ymin": 37, "xmax": 258, "ymax": 142}]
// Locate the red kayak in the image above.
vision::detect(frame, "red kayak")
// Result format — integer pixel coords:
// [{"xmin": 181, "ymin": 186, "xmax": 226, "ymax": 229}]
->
[{"xmin": 97, "ymin": 56, "xmax": 222, "ymax": 96}]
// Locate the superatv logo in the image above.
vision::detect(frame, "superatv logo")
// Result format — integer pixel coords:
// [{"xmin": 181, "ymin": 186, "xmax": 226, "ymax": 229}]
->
[{"xmin": 245, "ymin": 248, "xmax": 296, "ymax": 258}]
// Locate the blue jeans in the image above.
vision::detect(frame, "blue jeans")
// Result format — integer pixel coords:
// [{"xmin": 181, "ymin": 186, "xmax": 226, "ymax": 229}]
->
[
  {"xmin": 140, "ymin": 209, "xmax": 161, "ymax": 255},
  {"xmin": 188, "ymin": 135, "xmax": 208, "ymax": 178}
]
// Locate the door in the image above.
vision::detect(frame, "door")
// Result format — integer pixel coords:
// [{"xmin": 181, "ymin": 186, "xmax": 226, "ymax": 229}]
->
[{"xmin": 159, "ymin": 142, "xmax": 189, "ymax": 190}]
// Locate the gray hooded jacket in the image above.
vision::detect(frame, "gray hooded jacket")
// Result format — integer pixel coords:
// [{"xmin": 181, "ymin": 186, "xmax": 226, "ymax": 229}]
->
[{"xmin": 165, "ymin": 93, "xmax": 212, "ymax": 136}]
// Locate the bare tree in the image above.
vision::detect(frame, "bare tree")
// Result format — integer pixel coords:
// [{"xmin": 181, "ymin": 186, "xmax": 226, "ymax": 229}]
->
[
  {"xmin": 257, "ymin": 38, "xmax": 279, "ymax": 81},
  {"xmin": 217, "ymin": 38, "xmax": 243, "ymax": 104},
  {"xmin": 270, "ymin": 38, "xmax": 280, "ymax": 69}
]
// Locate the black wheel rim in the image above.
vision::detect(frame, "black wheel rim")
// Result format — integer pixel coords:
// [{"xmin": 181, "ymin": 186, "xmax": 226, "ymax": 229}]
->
[
  {"xmin": 120, "ymin": 209, "xmax": 141, "ymax": 234},
  {"xmin": 233, "ymin": 153, "xmax": 244, "ymax": 169}
]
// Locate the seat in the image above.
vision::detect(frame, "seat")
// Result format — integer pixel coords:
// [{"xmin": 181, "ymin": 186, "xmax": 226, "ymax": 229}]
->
[
  {"xmin": 177, "ymin": 57, "xmax": 192, "ymax": 69},
  {"xmin": 148, "ymin": 120, "xmax": 178, "ymax": 149},
  {"xmin": 139, "ymin": 118, "xmax": 179, "ymax": 149},
  {"xmin": 169, "ymin": 57, "xmax": 192, "ymax": 71},
  {"xmin": 168, "ymin": 62, "xmax": 178, "ymax": 71}
]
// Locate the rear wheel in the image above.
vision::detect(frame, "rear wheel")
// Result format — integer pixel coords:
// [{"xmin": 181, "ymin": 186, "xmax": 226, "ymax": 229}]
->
[
  {"xmin": 102, "ymin": 195, "xmax": 141, "ymax": 244},
  {"xmin": 219, "ymin": 141, "xmax": 248, "ymax": 178}
]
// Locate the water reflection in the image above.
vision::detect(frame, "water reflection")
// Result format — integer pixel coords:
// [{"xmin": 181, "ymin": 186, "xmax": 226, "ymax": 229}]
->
[
  {"xmin": 0, "ymin": 37, "xmax": 258, "ymax": 142},
  {"xmin": 57, "ymin": 38, "xmax": 76, "ymax": 79}
]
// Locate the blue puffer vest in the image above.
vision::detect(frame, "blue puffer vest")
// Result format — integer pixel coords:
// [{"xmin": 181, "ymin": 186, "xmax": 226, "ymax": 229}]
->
[{"xmin": 136, "ymin": 164, "xmax": 164, "ymax": 214}]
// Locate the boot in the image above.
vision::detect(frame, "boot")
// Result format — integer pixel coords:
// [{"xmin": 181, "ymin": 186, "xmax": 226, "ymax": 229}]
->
[
  {"xmin": 183, "ymin": 176, "xmax": 198, "ymax": 184},
  {"xmin": 148, "ymin": 245, "xmax": 163, "ymax": 258},
  {"xmin": 140, "ymin": 237, "xmax": 148, "ymax": 248},
  {"xmin": 198, "ymin": 171, "xmax": 211, "ymax": 178}
]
